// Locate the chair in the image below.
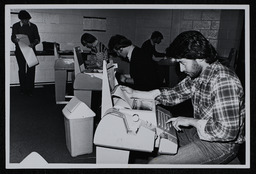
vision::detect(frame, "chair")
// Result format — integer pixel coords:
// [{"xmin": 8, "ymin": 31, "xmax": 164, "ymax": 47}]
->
[
  {"xmin": 228, "ymin": 157, "xmax": 241, "ymax": 164},
  {"xmin": 227, "ymin": 48, "xmax": 238, "ymax": 71}
]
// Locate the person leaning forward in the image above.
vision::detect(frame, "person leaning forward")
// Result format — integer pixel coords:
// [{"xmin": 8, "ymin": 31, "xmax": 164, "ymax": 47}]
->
[
  {"xmin": 120, "ymin": 30, "xmax": 245, "ymax": 164},
  {"xmin": 108, "ymin": 34, "xmax": 159, "ymax": 91},
  {"xmin": 81, "ymin": 33, "xmax": 108, "ymax": 69}
]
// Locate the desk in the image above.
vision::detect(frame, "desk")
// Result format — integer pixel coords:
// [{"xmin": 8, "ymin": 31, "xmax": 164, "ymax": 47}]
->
[
  {"xmin": 9, "ymin": 52, "xmax": 56, "ymax": 85},
  {"xmin": 73, "ymin": 72, "xmax": 102, "ymax": 107}
]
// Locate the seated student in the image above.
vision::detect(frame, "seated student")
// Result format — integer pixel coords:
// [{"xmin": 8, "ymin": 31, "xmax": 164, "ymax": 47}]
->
[
  {"xmin": 108, "ymin": 34, "xmax": 159, "ymax": 91},
  {"xmin": 81, "ymin": 33, "xmax": 108, "ymax": 69},
  {"xmin": 120, "ymin": 30, "xmax": 245, "ymax": 164}
]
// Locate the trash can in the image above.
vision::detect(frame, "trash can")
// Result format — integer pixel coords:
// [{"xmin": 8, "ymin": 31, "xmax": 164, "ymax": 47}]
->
[{"xmin": 62, "ymin": 96, "xmax": 96, "ymax": 157}]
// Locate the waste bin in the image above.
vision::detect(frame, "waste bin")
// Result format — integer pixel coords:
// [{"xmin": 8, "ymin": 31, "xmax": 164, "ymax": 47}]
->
[{"xmin": 62, "ymin": 96, "xmax": 96, "ymax": 157}]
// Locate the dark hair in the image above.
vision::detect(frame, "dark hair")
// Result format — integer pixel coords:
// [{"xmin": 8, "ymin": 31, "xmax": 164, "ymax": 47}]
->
[
  {"xmin": 18, "ymin": 10, "xmax": 31, "ymax": 20},
  {"xmin": 151, "ymin": 31, "xmax": 163, "ymax": 39},
  {"xmin": 108, "ymin": 34, "xmax": 132, "ymax": 51},
  {"xmin": 166, "ymin": 30, "xmax": 218, "ymax": 64},
  {"xmin": 81, "ymin": 33, "xmax": 97, "ymax": 46}
]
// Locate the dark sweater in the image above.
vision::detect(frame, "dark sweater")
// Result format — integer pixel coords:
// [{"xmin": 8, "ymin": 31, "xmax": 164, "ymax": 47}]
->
[
  {"xmin": 141, "ymin": 39, "xmax": 166, "ymax": 59},
  {"xmin": 11, "ymin": 22, "xmax": 40, "ymax": 50},
  {"xmin": 130, "ymin": 47, "xmax": 159, "ymax": 91}
]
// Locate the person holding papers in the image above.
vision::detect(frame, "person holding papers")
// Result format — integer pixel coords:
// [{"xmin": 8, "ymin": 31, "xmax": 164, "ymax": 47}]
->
[
  {"xmin": 120, "ymin": 31, "xmax": 245, "ymax": 164},
  {"xmin": 11, "ymin": 10, "xmax": 40, "ymax": 96}
]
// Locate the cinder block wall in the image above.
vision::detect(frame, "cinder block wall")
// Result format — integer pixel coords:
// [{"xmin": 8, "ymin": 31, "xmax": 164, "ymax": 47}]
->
[
  {"xmin": 10, "ymin": 9, "xmax": 172, "ymax": 53},
  {"xmin": 217, "ymin": 10, "xmax": 244, "ymax": 68},
  {"xmin": 170, "ymin": 10, "xmax": 221, "ymax": 51},
  {"xmin": 170, "ymin": 9, "xmax": 244, "ymax": 58},
  {"xmin": 10, "ymin": 9, "xmax": 243, "ymax": 56},
  {"xmin": 9, "ymin": 8, "xmax": 244, "ymax": 85}
]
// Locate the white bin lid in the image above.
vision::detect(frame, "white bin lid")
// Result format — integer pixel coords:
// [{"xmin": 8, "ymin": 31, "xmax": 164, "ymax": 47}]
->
[{"xmin": 63, "ymin": 96, "xmax": 95, "ymax": 119}]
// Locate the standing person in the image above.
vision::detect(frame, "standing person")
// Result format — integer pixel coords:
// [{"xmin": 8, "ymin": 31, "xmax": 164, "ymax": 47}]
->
[
  {"xmin": 108, "ymin": 34, "xmax": 159, "ymax": 91},
  {"xmin": 141, "ymin": 31, "xmax": 168, "ymax": 86},
  {"xmin": 11, "ymin": 10, "xmax": 40, "ymax": 96},
  {"xmin": 81, "ymin": 33, "xmax": 108, "ymax": 69},
  {"xmin": 120, "ymin": 30, "xmax": 245, "ymax": 164}
]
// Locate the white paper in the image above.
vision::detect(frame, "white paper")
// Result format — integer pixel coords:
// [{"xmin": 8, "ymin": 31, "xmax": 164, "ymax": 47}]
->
[
  {"xmin": 16, "ymin": 34, "xmax": 39, "ymax": 67},
  {"xmin": 112, "ymin": 86, "xmax": 133, "ymax": 108}
]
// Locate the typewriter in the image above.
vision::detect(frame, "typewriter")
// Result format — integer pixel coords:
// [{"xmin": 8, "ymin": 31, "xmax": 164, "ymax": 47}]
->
[{"xmin": 93, "ymin": 60, "xmax": 178, "ymax": 164}]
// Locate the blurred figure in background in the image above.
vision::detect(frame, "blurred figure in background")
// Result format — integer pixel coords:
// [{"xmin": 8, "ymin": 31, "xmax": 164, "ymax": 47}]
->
[{"xmin": 141, "ymin": 31, "xmax": 168, "ymax": 87}]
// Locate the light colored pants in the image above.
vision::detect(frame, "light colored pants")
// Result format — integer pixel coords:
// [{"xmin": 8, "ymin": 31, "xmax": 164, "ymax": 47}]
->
[{"xmin": 149, "ymin": 127, "xmax": 240, "ymax": 164}]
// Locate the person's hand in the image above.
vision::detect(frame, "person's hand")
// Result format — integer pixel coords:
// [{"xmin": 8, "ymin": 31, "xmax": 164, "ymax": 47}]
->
[
  {"xmin": 166, "ymin": 117, "xmax": 191, "ymax": 131},
  {"xmin": 120, "ymin": 86, "xmax": 161, "ymax": 100},
  {"xmin": 14, "ymin": 38, "xmax": 20, "ymax": 43},
  {"xmin": 96, "ymin": 52, "xmax": 103, "ymax": 60},
  {"xmin": 120, "ymin": 85, "xmax": 134, "ymax": 94},
  {"xmin": 119, "ymin": 74, "xmax": 127, "ymax": 83},
  {"xmin": 132, "ymin": 89, "xmax": 161, "ymax": 100}
]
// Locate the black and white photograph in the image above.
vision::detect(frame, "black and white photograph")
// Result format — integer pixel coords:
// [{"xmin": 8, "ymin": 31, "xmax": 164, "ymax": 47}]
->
[{"xmin": 3, "ymin": 3, "xmax": 252, "ymax": 171}]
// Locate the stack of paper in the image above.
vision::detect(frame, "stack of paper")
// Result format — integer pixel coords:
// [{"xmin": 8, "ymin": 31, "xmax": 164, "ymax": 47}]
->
[{"xmin": 16, "ymin": 34, "xmax": 39, "ymax": 67}]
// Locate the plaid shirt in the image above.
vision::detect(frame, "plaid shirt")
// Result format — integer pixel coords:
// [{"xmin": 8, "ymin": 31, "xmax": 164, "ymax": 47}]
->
[{"xmin": 156, "ymin": 61, "xmax": 245, "ymax": 144}]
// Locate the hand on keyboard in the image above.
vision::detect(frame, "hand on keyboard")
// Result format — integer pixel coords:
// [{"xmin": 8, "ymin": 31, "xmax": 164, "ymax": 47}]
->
[{"xmin": 166, "ymin": 117, "xmax": 194, "ymax": 132}]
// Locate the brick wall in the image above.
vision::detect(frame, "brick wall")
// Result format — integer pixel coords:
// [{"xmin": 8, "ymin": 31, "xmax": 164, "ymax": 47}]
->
[
  {"xmin": 171, "ymin": 10, "xmax": 221, "ymax": 49},
  {"xmin": 9, "ymin": 9, "xmax": 172, "ymax": 53},
  {"xmin": 8, "ymin": 8, "xmax": 244, "ymax": 85},
  {"xmin": 10, "ymin": 9, "xmax": 243, "ymax": 56},
  {"xmin": 170, "ymin": 9, "xmax": 244, "ymax": 58},
  {"xmin": 217, "ymin": 10, "xmax": 244, "ymax": 57}
]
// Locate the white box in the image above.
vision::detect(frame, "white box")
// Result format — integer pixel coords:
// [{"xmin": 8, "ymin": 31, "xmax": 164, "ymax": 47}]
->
[{"xmin": 62, "ymin": 96, "xmax": 95, "ymax": 157}]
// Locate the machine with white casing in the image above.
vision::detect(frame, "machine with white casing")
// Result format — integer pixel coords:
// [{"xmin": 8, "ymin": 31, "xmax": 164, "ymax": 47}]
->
[{"xmin": 93, "ymin": 60, "xmax": 178, "ymax": 164}]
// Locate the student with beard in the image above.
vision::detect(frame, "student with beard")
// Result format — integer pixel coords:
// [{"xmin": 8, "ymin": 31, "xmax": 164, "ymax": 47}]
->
[{"xmin": 120, "ymin": 30, "xmax": 245, "ymax": 164}]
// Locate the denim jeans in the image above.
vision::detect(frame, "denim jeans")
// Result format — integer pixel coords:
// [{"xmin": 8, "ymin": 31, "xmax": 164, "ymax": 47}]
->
[{"xmin": 149, "ymin": 127, "xmax": 240, "ymax": 164}]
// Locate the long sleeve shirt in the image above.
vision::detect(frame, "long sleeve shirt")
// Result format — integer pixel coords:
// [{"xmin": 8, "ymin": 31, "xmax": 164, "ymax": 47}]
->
[
  {"xmin": 11, "ymin": 21, "xmax": 40, "ymax": 50},
  {"xmin": 89, "ymin": 41, "xmax": 108, "ymax": 68},
  {"xmin": 156, "ymin": 61, "xmax": 245, "ymax": 144},
  {"xmin": 141, "ymin": 39, "xmax": 166, "ymax": 58},
  {"xmin": 129, "ymin": 46, "xmax": 159, "ymax": 91}
]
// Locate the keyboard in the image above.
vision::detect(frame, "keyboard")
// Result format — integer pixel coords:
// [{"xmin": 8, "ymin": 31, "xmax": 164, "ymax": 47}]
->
[{"xmin": 156, "ymin": 106, "xmax": 172, "ymax": 132}]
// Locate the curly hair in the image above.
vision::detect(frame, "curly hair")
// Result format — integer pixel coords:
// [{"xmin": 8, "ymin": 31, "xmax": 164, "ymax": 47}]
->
[{"xmin": 166, "ymin": 30, "xmax": 218, "ymax": 64}]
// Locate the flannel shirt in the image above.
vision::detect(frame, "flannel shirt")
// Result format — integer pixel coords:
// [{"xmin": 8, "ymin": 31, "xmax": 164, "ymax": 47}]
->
[{"xmin": 156, "ymin": 61, "xmax": 245, "ymax": 144}]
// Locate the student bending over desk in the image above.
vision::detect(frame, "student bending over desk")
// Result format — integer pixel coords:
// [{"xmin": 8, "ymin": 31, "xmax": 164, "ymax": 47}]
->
[{"xmin": 120, "ymin": 30, "xmax": 245, "ymax": 164}]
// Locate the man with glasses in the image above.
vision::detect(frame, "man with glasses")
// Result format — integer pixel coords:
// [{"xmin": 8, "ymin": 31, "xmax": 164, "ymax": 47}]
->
[
  {"xmin": 108, "ymin": 34, "xmax": 159, "ymax": 91},
  {"xmin": 81, "ymin": 33, "xmax": 108, "ymax": 69}
]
